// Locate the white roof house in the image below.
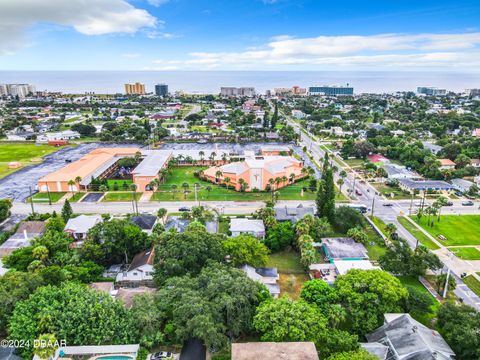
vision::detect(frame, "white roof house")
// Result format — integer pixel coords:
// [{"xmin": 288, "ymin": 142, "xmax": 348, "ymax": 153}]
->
[
  {"xmin": 64, "ymin": 215, "xmax": 102, "ymax": 240},
  {"xmin": 230, "ymin": 219, "xmax": 265, "ymax": 239},
  {"xmin": 333, "ymin": 260, "xmax": 380, "ymax": 275}
]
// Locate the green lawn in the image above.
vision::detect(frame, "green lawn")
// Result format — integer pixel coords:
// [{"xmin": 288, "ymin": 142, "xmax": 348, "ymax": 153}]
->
[
  {"xmin": 266, "ymin": 249, "xmax": 308, "ymax": 299},
  {"xmin": 151, "ymin": 166, "xmax": 318, "ymax": 201},
  {"xmin": 266, "ymin": 250, "xmax": 305, "ymax": 274},
  {"xmin": 448, "ymin": 247, "xmax": 480, "ymax": 260},
  {"xmin": 397, "ymin": 216, "xmax": 440, "ymax": 250},
  {"xmin": 342, "ymin": 158, "xmax": 365, "ymax": 167},
  {"xmin": 106, "ymin": 179, "xmax": 133, "ymax": 190},
  {"xmin": 398, "ymin": 276, "xmax": 439, "ymax": 326},
  {"xmin": 102, "ymin": 192, "xmax": 142, "ymax": 202},
  {"xmin": 375, "ymin": 184, "xmax": 412, "ymax": 200},
  {"xmin": 30, "ymin": 192, "xmax": 66, "ymax": 203},
  {"xmin": 0, "ymin": 143, "xmax": 68, "ymax": 178},
  {"xmin": 363, "ymin": 223, "xmax": 387, "ymax": 260},
  {"xmin": 69, "ymin": 192, "xmax": 85, "ymax": 202},
  {"xmin": 463, "ymin": 275, "xmax": 480, "ymax": 297},
  {"xmin": 413, "ymin": 215, "xmax": 480, "ymax": 246}
]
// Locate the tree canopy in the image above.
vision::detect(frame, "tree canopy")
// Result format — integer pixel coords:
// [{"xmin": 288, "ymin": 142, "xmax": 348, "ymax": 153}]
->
[{"xmin": 222, "ymin": 234, "xmax": 269, "ymax": 267}]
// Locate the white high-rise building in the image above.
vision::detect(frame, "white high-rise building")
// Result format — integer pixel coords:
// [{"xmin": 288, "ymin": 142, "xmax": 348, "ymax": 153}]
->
[
  {"xmin": 0, "ymin": 84, "xmax": 36, "ymax": 98},
  {"xmin": 220, "ymin": 87, "xmax": 255, "ymax": 97}
]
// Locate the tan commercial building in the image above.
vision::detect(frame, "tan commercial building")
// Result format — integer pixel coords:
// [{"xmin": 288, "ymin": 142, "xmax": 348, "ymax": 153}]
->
[{"xmin": 124, "ymin": 82, "xmax": 146, "ymax": 95}]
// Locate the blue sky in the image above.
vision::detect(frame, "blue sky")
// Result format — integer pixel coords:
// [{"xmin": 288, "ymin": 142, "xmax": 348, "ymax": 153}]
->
[{"xmin": 0, "ymin": 0, "xmax": 480, "ymax": 70}]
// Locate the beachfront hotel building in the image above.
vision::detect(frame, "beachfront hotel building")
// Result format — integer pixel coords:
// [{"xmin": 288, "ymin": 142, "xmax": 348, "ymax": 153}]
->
[
  {"xmin": 203, "ymin": 156, "xmax": 305, "ymax": 191},
  {"xmin": 124, "ymin": 82, "xmax": 146, "ymax": 95}
]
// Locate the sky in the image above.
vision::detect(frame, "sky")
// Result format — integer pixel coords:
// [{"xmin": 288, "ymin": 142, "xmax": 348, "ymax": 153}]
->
[{"xmin": 0, "ymin": 0, "xmax": 480, "ymax": 71}]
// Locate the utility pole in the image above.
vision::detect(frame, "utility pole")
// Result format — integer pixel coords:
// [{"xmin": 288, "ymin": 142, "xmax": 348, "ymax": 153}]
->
[
  {"xmin": 443, "ymin": 267, "xmax": 451, "ymax": 298},
  {"xmin": 409, "ymin": 191, "xmax": 414, "ymax": 216},
  {"xmin": 45, "ymin": 182, "xmax": 52, "ymax": 205},
  {"xmin": 370, "ymin": 194, "xmax": 375, "ymax": 218},
  {"xmin": 29, "ymin": 186, "xmax": 35, "ymax": 215}
]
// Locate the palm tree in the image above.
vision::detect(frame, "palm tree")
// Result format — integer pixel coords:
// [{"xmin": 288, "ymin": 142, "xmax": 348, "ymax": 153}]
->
[
  {"xmin": 185, "ymin": 155, "xmax": 193, "ymax": 164},
  {"xmin": 221, "ymin": 152, "xmax": 228, "ymax": 163},
  {"xmin": 215, "ymin": 170, "xmax": 223, "ymax": 183},
  {"xmin": 339, "ymin": 170, "xmax": 347, "ymax": 180},
  {"xmin": 206, "ymin": 186, "xmax": 212, "ymax": 198},
  {"xmin": 67, "ymin": 180, "xmax": 76, "ymax": 197},
  {"xmin": 199, "ymin": 150, "xmax": 205, "ymax": 164},
  {"xmin": 281, "ymin": 175, "xmax": 288, "ymax": 187},
  {"xmin": 177, "ymin": 154, "xmax": 184, "ymax": 164},
  {"xmin": 238, "ymin": 178, "xmax": 248, "ymax": 192},
  {"xmin": 182, "ymin": 182, "xmax": 189, "ymax": 199},
  {"xmin": 75, "ymin": 176, "xmax": 82, "ymax": 193},
  {"xmin": 171, "ymin": 184, "xmax": 177, "ymax": 199},
  {"xmin": 274, "ymin": 177, "xmax": 282, "ymax": 190},
  {"xmin": 210, "ymin": 152, "xmax": 217, "ymax": 165},
  {"xmin": 385, "ymin": 223, "xmax": 397, "ymax": 238},
  {"xmin": 301, "ymin": 168, "xmax": 308, "ymax": 178},
  {"xmin": 337, "ymin": 178, "xmax": 344, "ymax": 193},
  {"xmin": 157, "ymin": 208, "xmax": 167, "ymax": 223},
  {"xmin": 268, "ymin": 178, "xmax": 275, "ymax": 192},
  {"xmin": 289, "ymin": 173, "xmax": 296, "ymax": 184},
  {"xmin": 224, "ymin": 176, "xmax": 231, "ymax": 189}
]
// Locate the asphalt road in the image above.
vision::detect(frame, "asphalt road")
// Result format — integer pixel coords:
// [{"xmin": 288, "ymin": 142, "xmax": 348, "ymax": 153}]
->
[{"xmin": 286, "ymin": 117, "xmax": 480, "ymax": 310}]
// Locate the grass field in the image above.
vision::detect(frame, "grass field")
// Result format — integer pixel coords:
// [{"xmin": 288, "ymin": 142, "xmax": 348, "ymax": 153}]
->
[
  {"xmin": 374, "ymin": 184, "xmax": 412, "ymax": 200},
  {"xmin": 363, "ymin": 221, "xmax": 387, "ymax": 260},
  {"xmin": 397, "ymin": 216, "xmax": 440, "ymax": 250},
  {"xmin": 102, "ymin": 191, "xmax": 142, "ymax": 202},
  {"xmin": 69, "ymin": 192, "xmax": 85, "ymax": 202},
  {"xmin": 448, "ymin": 247, "xmax": 480, "ymax": 260},
  {"xmin": 151, "ymin": 166, "xmax": 318, "ymax": 201},
  {"xmin": 398, "ymin": 276, "xmax": 439, "ymax": 326},
  {"xmin": 413, "ymin": 215, "xmax": 480, "ymax": 246},
  {"xmin": 0, "ymin": 143, "xmax": 67, "ymax": 178},
  {"xmin": 30, "ymin": 192, "xmax": 66, "ymax": 203},
  {"xmin": 266, "ymin": 249, "xmax": 308, "ymax": 299},
  {"xmin": 463, "ymin": 275, "xmax": 480, "ymax": 297}
]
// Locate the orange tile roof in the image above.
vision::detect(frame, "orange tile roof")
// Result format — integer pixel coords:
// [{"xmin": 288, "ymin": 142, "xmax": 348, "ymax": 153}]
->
[
  {"xmin": 39, "ymin": 147, "xmax": 140, "ymax": 182},
  {"xmin": 439, "ymin": 159, "xmax": 455, "ymax": 166}
]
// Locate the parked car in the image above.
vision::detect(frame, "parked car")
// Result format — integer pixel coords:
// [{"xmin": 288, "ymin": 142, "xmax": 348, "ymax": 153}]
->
[
  {"xmin": 461, "ymin": 200, "xmax": 474, "ymax": 206},
  {"xmin": 355, "ymin": 190, "xmax": 362, "ymax": 196},
  {"xmin": 178, "ymin": 207, "xmax": 191, "ymax": 212},
  {"xmin": 445, "ymin": 201, "xmax": 453, "ymax": 206},
  {"xmin": 150, "ymin": 352, "xmax": 173, "ymax": 360},
  {"xmin": 382, "ymin": 203, "xmax": 393, "ymax": 207}
]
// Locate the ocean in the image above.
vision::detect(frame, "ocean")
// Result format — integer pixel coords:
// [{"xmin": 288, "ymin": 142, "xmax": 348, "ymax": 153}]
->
[{"xmin": 0, "ymin": 70, "xmax": 479, "ymax": 94}]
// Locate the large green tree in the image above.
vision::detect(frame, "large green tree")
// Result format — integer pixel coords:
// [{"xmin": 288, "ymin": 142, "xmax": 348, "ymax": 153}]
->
[
  {"xmin": 264, "ymin": 221, "xmax": 295, "ymax": 252},
  {"xmin": 326, "ymin": 350, "xmax": 378, "ymax": 360},
  {"xmin": 81, "ymin": 218, "xmax": 150, "ymax": 265},
  {"xmin": 0, "ymin": 198, "xmax": 13, "ymax": 223},
  {"xmin": 316, "ymin": 168, "xmax": 335, "ymax": 222},
  {"xmin": 334, "ymin": 269, "xmax": 408, "ymax": 335},
  {"xmin": 154, "ymin": 223, "xmax": 225, "ymax": 285},
  {"xmin": 222, "ymin": 234, "xmax": 269, "ymax": 267},
  {"xmin": 8, "ymin": 283, "xmax": 133, "ymax": 359},
  {"xmin": 379, "ymin": 239, "xmax": 442, "ymax": 277},
  {"xmin": 253, "ymin": 297, "xmax": 327, "ymax": 342},
  {"xmin": 437, "ymin": 302, "xmax": 480, "ymax": 360},
  {"xmin": 157, "ymin": 263, "xmax": 268, "ymax": 350}
]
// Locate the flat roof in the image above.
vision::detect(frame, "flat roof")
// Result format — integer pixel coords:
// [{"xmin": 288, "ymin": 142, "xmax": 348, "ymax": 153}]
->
[
  {"xmin": 334, "ymin": 260, "xmax": 380, "ymax": 275},
  {"xmin": 322, "ymin": 237, "xmax": 369, "ymax": 260},
  {"xmin": 133, "ymin": 150, "xmax": 172, "ymax": 177},
  {"xmin": 399, "ymin": 179, "xmax": 454, "ymax": 190},
  {"xmin": 39, "ymin": 148, "xmax": 140, "ymax": 183}
]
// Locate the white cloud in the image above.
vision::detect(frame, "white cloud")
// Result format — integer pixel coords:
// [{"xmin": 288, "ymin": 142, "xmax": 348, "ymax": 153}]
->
[
  {"xmin": 147, "ymin": 0, "xmax": 169, "ymax": 7},
  {"xmin": 145, "ymin": 31, "xmax": 180, "ymax": 39},
  {"xmin": 122, "ymin": 53, "xmax": 141, "ymax": 58},
  {"xmin": 176, "ymin": 32, "xmax": 480, "ymax": 69},
  {"xmin": 0, "ymin": 0, "xmax": 157, "ymax": 55}
]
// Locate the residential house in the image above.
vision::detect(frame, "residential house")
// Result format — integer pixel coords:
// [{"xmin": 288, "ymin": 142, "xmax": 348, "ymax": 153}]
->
[
  {"xmin": 6, "ymin": 131, "xmax": 35, "ymax": 141},
  {"xmin": 309, "ymin": 260, "xmax": 379, "ymax": 285},
  {"xmin": 364, "ymin": 313, "xmax": 455, "ymax": 360},
  {"xmin": 398, "ymin": 179, "xmax": 455, "ymax": 192},
  {"xmin": 319, "ymin": 237, "xmax": 369, "ymax": 263},
  {"xmin": 438, "ymin": 159, "xmax": 456, "ymax": 170},
  {"xmin": 0, "ymin": 221, "xmax": 46, "ymax": 257},
  {"xmin": 64, "ymin": 214, "xmax": 102, "ymax": 241},
  {"xmin": 130, "ymin": 214, "xmax": 158, "ymax": 234},
  {"xmin": 451, "ymin": 178, "xmax": 475, "ymax": 194},
  {"xmin": 115, "ymin": 248, "xmax": 155, "ymax": 287},
  {"xmin": 274, "ymin": 204, "xmax": 315, "ymax": 223},
  {"xmin": 232, "ymin": 342, "xmax": 319, "ymax": 360},
  {"xmin": 383, "ymin": 164, "xmax": 418, "ymax": 180},
  {"xmin": 230, "ymin": 219, "xmax": 265, "ymax": 239},
  {"xmin": 470, "ymin": 159, "xmax": 480, "ymax": 168},
  {"xmin": 472, "ymin": 128, "xmax": 480, "ymax": 138},
  {"xmin": 241, "ymin": 264, "xmax": 280, "ymax": 298},
  {"xmin": 422, "ymin": 141, "xmax": 443, "ymax": 155}
]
